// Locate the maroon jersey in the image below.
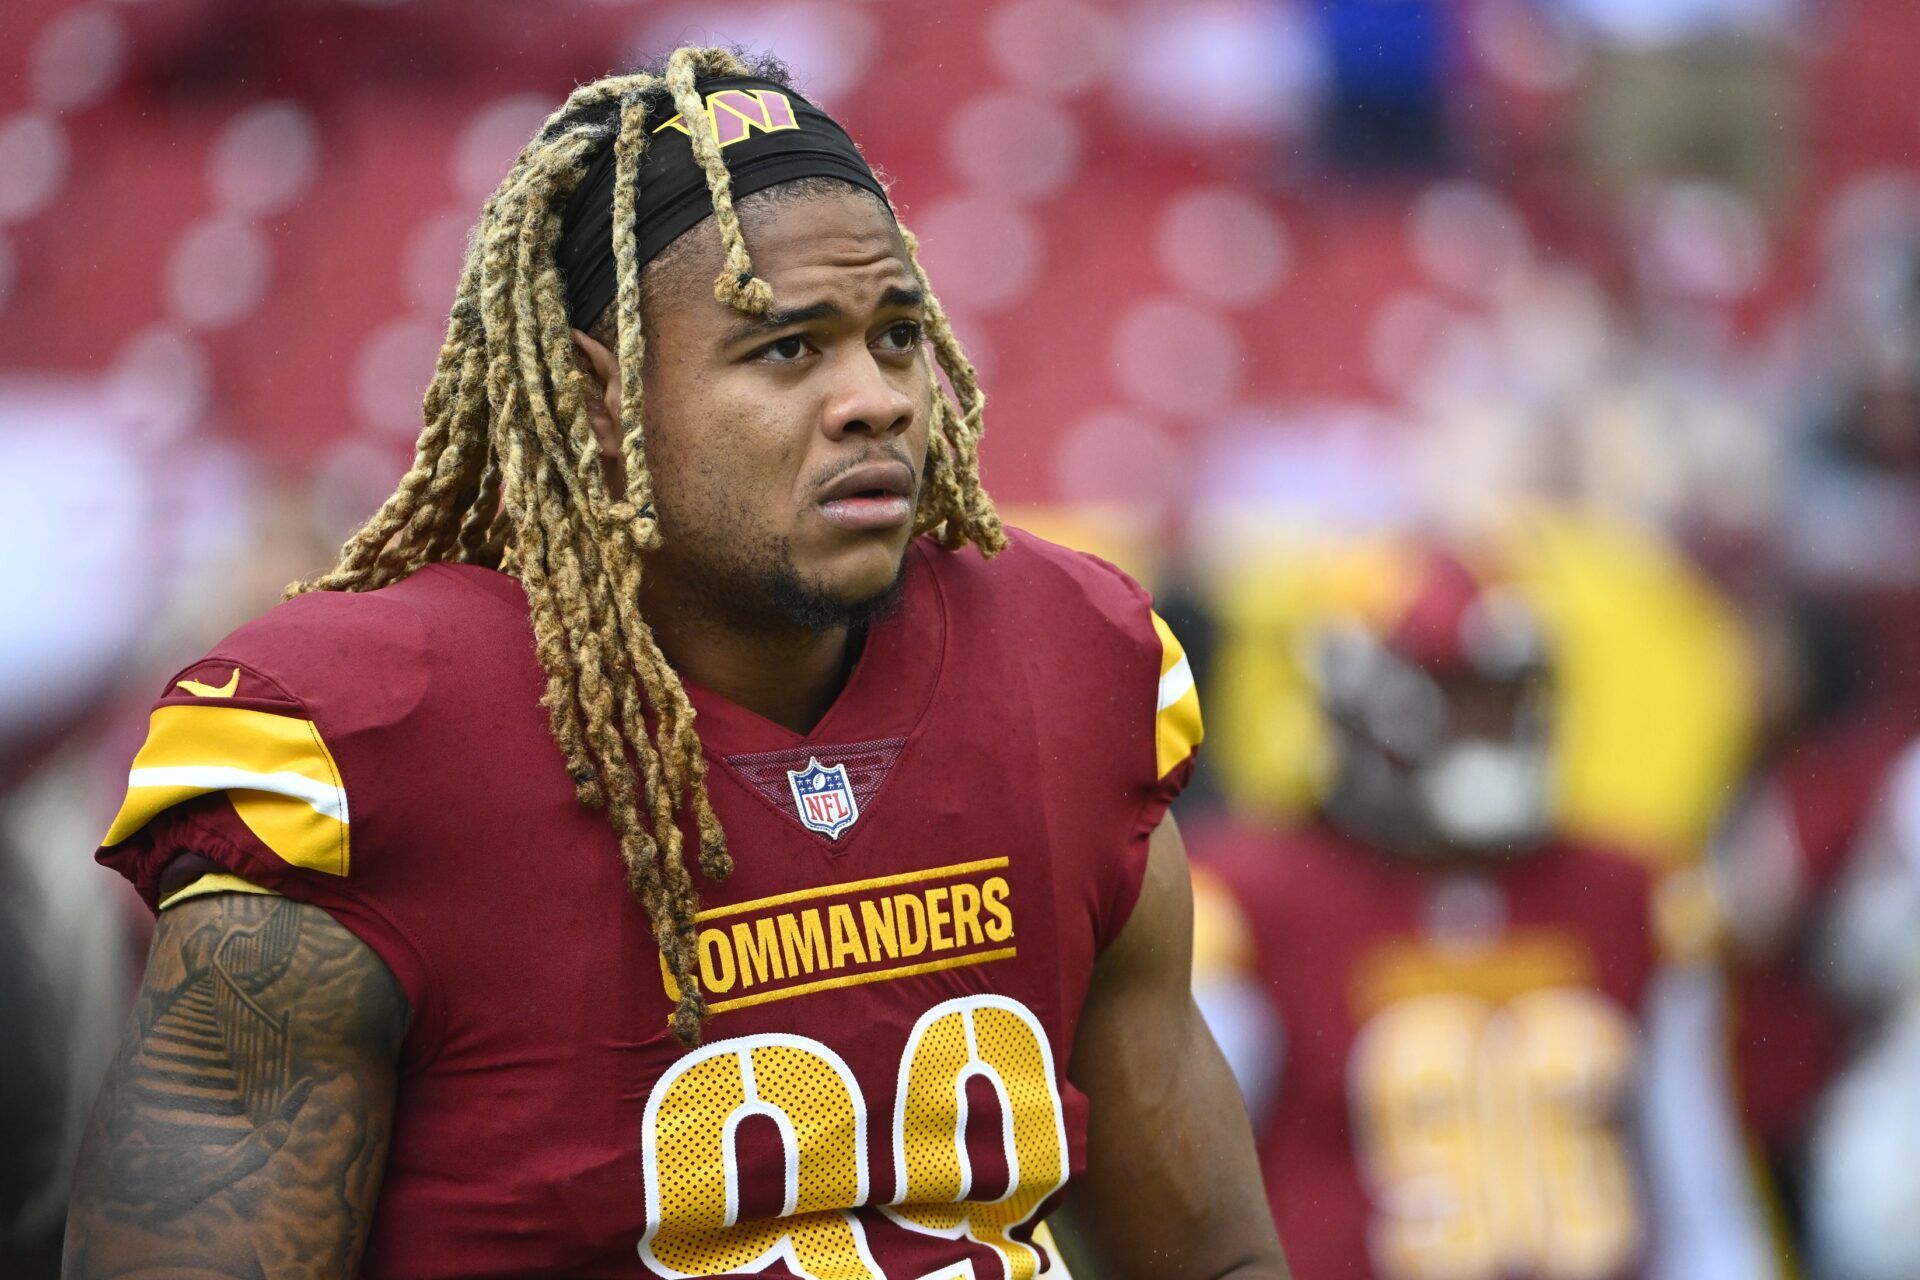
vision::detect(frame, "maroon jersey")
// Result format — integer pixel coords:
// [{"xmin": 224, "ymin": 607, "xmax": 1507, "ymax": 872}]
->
[
  {"xmin": 96, "ymin": 530, "xmax": 1203, "ymax": 1280},
  {"xmin": 1196, "ymin": 823, "xmax": 1657, "ymax": 1280},
  {"xmin": 1723, "ymin": 711, "xmax": 1917, "ymax": 1149}
]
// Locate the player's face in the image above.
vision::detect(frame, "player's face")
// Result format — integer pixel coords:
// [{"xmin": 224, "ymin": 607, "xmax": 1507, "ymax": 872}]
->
[{"xmin": 638, "ymin": 190, "xmax": 933, "ymax": 633}]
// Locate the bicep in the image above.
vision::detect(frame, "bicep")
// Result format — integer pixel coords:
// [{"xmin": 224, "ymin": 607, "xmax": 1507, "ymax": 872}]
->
[
  {"xmin": 1054, "ymin": 817, "xmax": 1288, "ymax": 1280},
  {"xmin": 64, "ymin": 889, "xmax": 407, "ymax": 1279}
]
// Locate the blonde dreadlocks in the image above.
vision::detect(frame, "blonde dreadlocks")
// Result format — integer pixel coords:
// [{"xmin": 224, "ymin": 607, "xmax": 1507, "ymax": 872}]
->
[{"xmin": 289, "ymin": 46, "xmax": 1004, "ymax": 1047}]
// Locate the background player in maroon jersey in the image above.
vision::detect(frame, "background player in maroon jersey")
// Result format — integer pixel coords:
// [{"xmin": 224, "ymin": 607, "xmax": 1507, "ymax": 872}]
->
[
  {"xmin": 1190, "ymin": 547, "xmax": 1772, "ymax": 1280},
  {"xmin": 65, "ymin": 47, "xmax": 1286, "ymax": 1280}
]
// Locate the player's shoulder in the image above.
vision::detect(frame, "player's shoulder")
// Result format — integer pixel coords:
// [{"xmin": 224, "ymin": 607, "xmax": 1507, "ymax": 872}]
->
[
  {"xmin": 921, "ymin": 526, "xmax": 1155, "ymax": 636},
  {"xmin": 171, "ymin": 563, "xmax": 520, "ymax": 730},
  {"xmin": 102, "ymin": 564, "xmax": 532, "ymax": 883},
  {"xmin": 214, "ymin": 561, "xmax": 519, "ymax": 657},
  {"xmin": 915, "ymin": 527, "xmax": 1177, "ymax": 700},
  {"xmin": 918, "ymin": 528, "xmax": 1202, "ymax": 781}
]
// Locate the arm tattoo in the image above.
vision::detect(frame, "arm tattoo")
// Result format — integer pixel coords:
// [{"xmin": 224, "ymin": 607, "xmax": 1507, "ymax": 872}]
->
[{"xmin": 65, "ymin": 892, "xmax": 408, "ymax": 1279}]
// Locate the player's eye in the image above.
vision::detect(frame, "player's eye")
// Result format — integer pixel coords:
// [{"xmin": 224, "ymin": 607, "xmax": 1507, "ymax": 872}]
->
[
  {"xmin": 875, "ymin": 321, "xmax": 923, "ymax": 354},
  {"xmin": 758, "ymin": 335, "xmax": 812, "ymax": 363}
]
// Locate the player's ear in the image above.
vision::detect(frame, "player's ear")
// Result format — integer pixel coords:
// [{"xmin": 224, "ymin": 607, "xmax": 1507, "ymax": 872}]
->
[{"xmin": 570, "ymin": 327, "xmax": 626, "ymax": 484}]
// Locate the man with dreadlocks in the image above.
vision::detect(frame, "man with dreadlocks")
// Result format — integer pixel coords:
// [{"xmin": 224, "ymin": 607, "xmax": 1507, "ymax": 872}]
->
[{"xmin": 67, "ymin": 47, "xmax": 1286, "ymax": 1280}]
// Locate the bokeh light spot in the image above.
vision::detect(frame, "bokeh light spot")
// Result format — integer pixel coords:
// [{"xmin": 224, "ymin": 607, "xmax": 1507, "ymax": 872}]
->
[
  {"xmin": 947, "ymin": 93, "xmax": 1083, "ymax": 204},
  {"xmin": 166, "ymin": 217, "xmax": 273, "ymax": 329},
  {"xmin": 987, "ymin": 0, "xmax": 1118, "ymax": 97},
  {"xmin": 353, "ymin": 318, "xmax": 445, "ymax": 436},
  {"xmin": 1111, "ymin": 297, "xmax": 1245, "ymax": 416},
  {"xmin": 912, "ymin": 197, "xmax": 1042, "ymax": 314},
  {"xmin": 29, "ymin": 6, "xmax": 129, "ymax": 112},
  {"xmin": 0, "ymin": 114, "xmax": 71, "ymax": 225},
  {"xmin": 210, "ymin": 102, "xmax": 321, "ymax": 218},
  {"xmin": 1157, "ymin": 187, "xmax": 1291, "ymax": 307}
]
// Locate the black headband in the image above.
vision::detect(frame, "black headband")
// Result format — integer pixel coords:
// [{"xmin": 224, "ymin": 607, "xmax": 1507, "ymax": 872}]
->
[{"xmin": 556, "ymin": 77, "xmax": 893, "ymax": 328}]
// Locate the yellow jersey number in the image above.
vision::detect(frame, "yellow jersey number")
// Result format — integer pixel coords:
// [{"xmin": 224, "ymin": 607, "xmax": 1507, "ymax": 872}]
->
[
  {"xmin": 1349, "ymin": 988, "xmax": 1641, "ymax": 1280},
  {"xmin": 639, "ymin": 994, "xmax": 1069, "ymax": 1280}
]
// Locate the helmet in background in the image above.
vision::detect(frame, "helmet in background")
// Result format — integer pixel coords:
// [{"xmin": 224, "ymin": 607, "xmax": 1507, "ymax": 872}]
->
[{"xmin": 1315, "ymin": 548, "xmax": 1553, "ymax": 859}]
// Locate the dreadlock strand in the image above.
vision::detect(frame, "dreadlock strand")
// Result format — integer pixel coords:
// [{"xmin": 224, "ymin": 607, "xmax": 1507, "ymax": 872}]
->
[
  {"xmin": 589, "ymin": 503, "xmax": 728, "ymax": 886},
  {"xmin": 544, "ymin": 72, "xmax": 657, "ymax": 144},
  {"xmin": 542, "ymin": 336, "xmax": 720, "ymax": 918},
  {"xmin": 529, "ymin": 466, "xmax": 620, "ymax": 778},
  {"xmin": 566, "ymin": 502, "xmax": 686, "ymax": 824},
  {"xmin": 900, "ymin": 226, "xmax": 1005, "ymax": 555},
  {"xmin": 510, "ymin": 265, "xmax": 603, "ymax": 545},
  {"xmin": 479, "ymin": 180, "xmax": 536, "ymax": 438},
  {"xmin": 610, "ymin": 639, "xmax": 706, "ymax": 944},
  {"xmin": 291, "ymin": 284, "xmax": 494, "ymax": 597},
  {"xmin": 436, "ymin": 343, "xmax": 506, "ymax": 564},
  {"xmin": 665, "ymin": 47, "xmax": 772, "ymax": 315},
  {"xmin": 380, "ymin": 345, "xmax": 496, "ymax": 571},
  {"xmin": 561, "ymin": 480, "xmax": 699, "ymax": 874},
  {"xmin": 914, "ymin": 409, "xmax": 965, "ymax": 544},
  {"xmin": 522, "ymin": 183, "xmax": 629, "ymax": 527},
  {"xmin": 526, "ymin": 458, "xmax": 705, "ymax": 1038},
  {"xmin": 509, "ymin": 145, "xmax": 715, "ymax": 999},
  {"xmin": 603, "ymin": 552, "xmax": 718, "ymax": 892},
  {"xmin": 610, "ymin": 92, "xmax": 661, "ymax": 549},
  {"xmin": 291, "ymin": 373, "xmax": 465, "ymax": 596},
  {"xmin": 455, "ymin": 448, "xmax": 505, "ymax": 563},
  {"xmin": 658, "ymin": 666, "xmax": 731, "ymax": 879},
  {"xmin": 586, "ymin": 89, "xmax": 715, "ymax": 877},
  {"xmin": 499, "ymin": 426, "xmax": 603, "ymax": 808},
  {"xmin": 514, "ymin": 129, "xmax": 631, "ymax": 517}
]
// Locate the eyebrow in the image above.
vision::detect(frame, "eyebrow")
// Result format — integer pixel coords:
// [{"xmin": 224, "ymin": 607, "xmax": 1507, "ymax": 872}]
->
[{"xmin": 723, "ymin": 285, "xmax": 926, "ymax": 345}]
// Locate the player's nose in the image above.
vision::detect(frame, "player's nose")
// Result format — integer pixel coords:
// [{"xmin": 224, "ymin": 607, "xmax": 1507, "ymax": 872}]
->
[{"xmin": 821, "ymin": 349, "xmax": 914, "ymax": 441}]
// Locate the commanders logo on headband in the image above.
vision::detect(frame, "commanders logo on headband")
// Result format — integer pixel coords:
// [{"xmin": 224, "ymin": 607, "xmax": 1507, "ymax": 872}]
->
[
  {"xmin": 653, "ymin": 89, "xmax": 800, "ymax": 149},
  {"xmin": 559, "ymin": 79, "xmax": 887, "ymax": 325}
]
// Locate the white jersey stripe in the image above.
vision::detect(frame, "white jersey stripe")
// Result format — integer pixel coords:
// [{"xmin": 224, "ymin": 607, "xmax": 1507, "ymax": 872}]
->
[
  {"xmin": 1157, "ymin": 653, "xmax": 1195, "ymax": 712},
  {"xmin": 126, "ymin": 765, "xmax": 349, "ymax": 824}
]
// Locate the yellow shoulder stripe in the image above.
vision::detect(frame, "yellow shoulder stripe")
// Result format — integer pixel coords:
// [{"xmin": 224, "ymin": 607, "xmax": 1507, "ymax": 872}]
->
[
  {"xmin": 1151, "ymin": 611, "xmax": 1204, "ymax": 779},
  {"xmin": 158, "ymin": 872, "xmax": 279, "ymax": 911},
  {"xmin": 101, "ymin": 704, "xmax": 351, "ymax": 877}
]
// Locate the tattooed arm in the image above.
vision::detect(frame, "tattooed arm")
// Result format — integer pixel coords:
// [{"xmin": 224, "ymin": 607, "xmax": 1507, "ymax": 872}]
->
[{"xmin": 64, "ymin": 890, "xmax": 407, "ymax": 1279}]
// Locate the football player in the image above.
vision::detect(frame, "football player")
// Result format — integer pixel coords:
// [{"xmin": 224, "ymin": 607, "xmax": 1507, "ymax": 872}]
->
[
  {"xmin": 65, "ymin": 48, "xmax": 1286, "ymax": 1280},
  {"xmin": 1191, "ymin": 547, "xmax": 1774, "ymax": 1280}
]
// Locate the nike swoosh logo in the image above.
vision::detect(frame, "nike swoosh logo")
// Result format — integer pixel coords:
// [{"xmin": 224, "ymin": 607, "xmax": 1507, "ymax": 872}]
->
[{"xmin": 176, "ymin": 668, "xmax": 240, "ymax": 698}]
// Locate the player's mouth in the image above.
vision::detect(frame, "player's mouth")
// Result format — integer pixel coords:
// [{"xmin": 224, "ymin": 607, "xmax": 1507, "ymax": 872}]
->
[{"xmin": 814, "ymin": 458, "xmax": 916, "ymax": 532}]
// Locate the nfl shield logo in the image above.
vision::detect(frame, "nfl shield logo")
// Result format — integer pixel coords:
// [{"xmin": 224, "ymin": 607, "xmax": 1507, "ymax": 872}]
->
[{"xmin": 786, "ymin": 758, "xmax": 860, "ymax": 839}]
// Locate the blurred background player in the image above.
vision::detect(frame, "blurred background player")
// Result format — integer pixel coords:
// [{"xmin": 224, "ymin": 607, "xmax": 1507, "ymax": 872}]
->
[
  {"xmin": 1802, "ymin": 734, "xmax": 1920, "ymax": 1280},
  {"xmin": 1189, "ymin": 545, "xmax": 1777, "ymax": 1280},
  {"xmin": 1703, "ymin": 233, "xmax": 1920, "ymax": 1260}
]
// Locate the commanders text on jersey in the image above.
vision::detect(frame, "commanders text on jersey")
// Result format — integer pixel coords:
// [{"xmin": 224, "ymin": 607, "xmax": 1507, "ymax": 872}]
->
[{"xmin": 659, "ymin": 858, "xmax": 1017, "ymax": 1016}]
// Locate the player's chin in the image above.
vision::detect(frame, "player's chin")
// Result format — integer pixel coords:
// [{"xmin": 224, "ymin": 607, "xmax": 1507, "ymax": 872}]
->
[
  {"xmin": 793, "ymin": 519, "xmax": 910, "ymax": 599},
  {"xmin": 807, "ymin": 535, "xmax": 911, "ymax": 604}
]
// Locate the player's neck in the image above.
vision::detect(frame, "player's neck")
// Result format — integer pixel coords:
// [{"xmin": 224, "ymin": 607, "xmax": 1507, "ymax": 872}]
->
[{"xmin": 648, "ymin": 608, "xmax": 857, "ymax": 735}]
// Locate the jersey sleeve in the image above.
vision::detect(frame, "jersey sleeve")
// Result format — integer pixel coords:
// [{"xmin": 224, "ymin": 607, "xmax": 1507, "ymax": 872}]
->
[
  {"xmin": 94, "ymin": 591, "xmax": 443, "ymax": 1051},
  {"xmin": 100, "ymin": 657, "xmax": 354, "ymax": 890},
  {"xmin": 1097, "ymin": 575, "xmax": 1205, "ymax": 947},
  {"xmin": 1147, "ymin": 608, "xmax": 1204, "ymax": 811},
  {"xmin": 994, "ymin": 532, "xmax": 1205, "ymax": 949}
]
